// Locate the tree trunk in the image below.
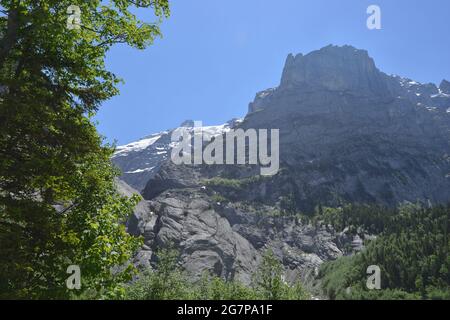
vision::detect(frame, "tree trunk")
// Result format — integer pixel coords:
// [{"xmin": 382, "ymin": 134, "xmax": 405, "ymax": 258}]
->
[{"xmin": 0, "ymin": 5, "xmax": 20, "ymax": 67}]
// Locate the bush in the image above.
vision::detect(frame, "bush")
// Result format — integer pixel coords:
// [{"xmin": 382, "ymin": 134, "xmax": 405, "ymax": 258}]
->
[
  {"xmin": 125, "ymin": 249, "xmax": 310, "ymax": 300},
  {"xmin": 125, "ymin": 248, "xmax": 190, "ymax": 300}
]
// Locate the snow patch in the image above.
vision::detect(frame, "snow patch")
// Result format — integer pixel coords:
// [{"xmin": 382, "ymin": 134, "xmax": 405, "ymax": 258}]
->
[
  {"xmin": 431, "ymin": 92, "xmax": 450, "ymax": 98},
  {"xmin": 113, "ymin": 135, "xmax": 161, "ymax": 157},
  {"xmin": 125, "ymin": 167, "xmax": 155, "ymax": 174}
]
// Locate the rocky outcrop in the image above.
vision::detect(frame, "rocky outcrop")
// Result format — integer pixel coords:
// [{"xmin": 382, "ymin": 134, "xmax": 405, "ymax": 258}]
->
[
  {"xmin": 112, "ymin": 120, "xmax": 241, "ymax": 192},
  {"xmin": 440, "ymin": 79, "xmax": 450, "ymax": 94},
  {"xmin": 280, "ymin": 45, "xmax": 391, "ymax": 97},
  {"xmin": 131, "ymin": 186, "xmax": 355, "ymax": 285},
  {"xmin": 241, "ymin": 45, "xmax": 450, "ymax": 211}
]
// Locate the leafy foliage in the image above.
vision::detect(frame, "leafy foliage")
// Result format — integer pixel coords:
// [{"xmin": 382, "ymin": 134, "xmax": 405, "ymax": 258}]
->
[
  {"xmin": 252, "ymin": 250, "xmax": 310, "ymax": 300},
  {"xmin": 125, "ymin": 249, "xmax": 310, "ymax": 300},
  {"xmin": 318, "ymin": 204, "xmax": 450, "ymax": 300},
  {"xmin": 124, "ymin": 248, "xmax": 189, "ymax": 300},
  {"xmin": 0, "ymin": 0, "xmax": 169, "ymax": 299},
  {"xmin": 314, "ymin": 203, "xmax": 397, "ymax": 234},
  {"xmin": 204, "ymin": 176, "xmax": 267, "ymax": 191}
]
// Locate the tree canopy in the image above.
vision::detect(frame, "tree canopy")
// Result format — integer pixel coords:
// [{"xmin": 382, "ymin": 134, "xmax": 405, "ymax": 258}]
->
[
  {"xmin": 0, "ymin": 0, "xmax": 169, "ymax": 299},
  {"xmin": 319, "ymin": 204, "xmax": 450, "ymax": 300}
]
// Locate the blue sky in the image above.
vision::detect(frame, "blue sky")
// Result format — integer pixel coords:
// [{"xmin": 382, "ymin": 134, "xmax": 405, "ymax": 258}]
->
[{"xmin": 95, "ymin": 0, "xmax": 450, "ymax": 145}]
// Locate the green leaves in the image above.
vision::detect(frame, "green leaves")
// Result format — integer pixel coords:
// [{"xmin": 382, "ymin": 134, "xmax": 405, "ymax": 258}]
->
[
  {"xmin": 319, "ymin": 204, "xmax": 450, "ymax": 300},
  {"xmin": 0, "ymin": 0, "xmax": 169, "ymax": 299},
  {"xmin": 125, "ymin": 248, "xmax": 311, "ymax": 300},
  {"xmin": 252, "ymin": 250, "xmax": 310, "ymax": 300}
]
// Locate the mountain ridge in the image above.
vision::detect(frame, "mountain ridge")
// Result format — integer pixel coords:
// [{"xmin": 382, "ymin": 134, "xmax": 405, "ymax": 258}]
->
[{"xmin": 114, "ymin": 45, "xmax": 450, "ymax": 286}]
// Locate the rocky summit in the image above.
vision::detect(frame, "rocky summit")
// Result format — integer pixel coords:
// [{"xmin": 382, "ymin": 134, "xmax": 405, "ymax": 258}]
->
[{"xmin": 114, "ymin": 45, "xmax": 450, "ymax": 288}]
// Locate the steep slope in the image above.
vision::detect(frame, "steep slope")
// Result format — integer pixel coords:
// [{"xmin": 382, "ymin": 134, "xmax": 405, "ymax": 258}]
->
[
  {"xmin": 112, "ymin": 119, "xmax": 242, "ymax": 191},
  {"xmin": 242, "ymin": 45, "xmax": 450, "ymax": 210},
  {"xmin": 142, "ymin": 45, "xmax": 450, "ymax": 210},
  {"xmin": 117, "ymin": 45, "xmax": 450, "ymax": 284}
]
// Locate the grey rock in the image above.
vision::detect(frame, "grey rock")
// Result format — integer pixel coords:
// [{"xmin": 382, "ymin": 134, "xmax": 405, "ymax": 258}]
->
[
  {"xmin": 119, "ymin": 45, "xmax": 450, "ymax": 285},
  {"xmin": 440, "ymin": 79, "xmax": 450, "ymax": 93},
  {"xmin": 280, "ymin": 45, "xmax": 391, "ymax": 97},
  {"xmin": 113, "ymin": 121, "xmax": 241, "ymax": 191},
  {"xmin": 131, "ymin": 189, "xmax": 348, "ymax": 284}
]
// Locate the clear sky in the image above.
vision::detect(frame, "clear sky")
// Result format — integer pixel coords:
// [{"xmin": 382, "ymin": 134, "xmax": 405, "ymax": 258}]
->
[{"xmin": 95, "ymin": 0, "xmax": 450, "ymax": 145}]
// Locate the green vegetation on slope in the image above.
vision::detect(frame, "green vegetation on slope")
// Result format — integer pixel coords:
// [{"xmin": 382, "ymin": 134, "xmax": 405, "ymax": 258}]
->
[
  {"xmin": 125, "ymin": 249, "xmax": 310, "ymax": 300},
  {"xmin": 318, "ymin": 204, "xmax": 450, "ymax": 300}
]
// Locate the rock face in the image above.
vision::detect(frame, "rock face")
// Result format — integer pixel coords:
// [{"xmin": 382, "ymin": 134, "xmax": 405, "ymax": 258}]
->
[
  {"xmin": 112, "ymin": 119, "xmax": 241, "ymax": 191},
  {"xmin": 116, "ymin": 45, "xmax": 450, "ymax": 285},
  {"xmin": 242, "ymin": 45, "xmax": 450, "ymax": 211},
  {"xmin": 280, "ymin": 45, "xmax": 390, "ymax": 97},
  {"xmin": 130, "ymin": 187, "xmax": 349, "ymax": 285},
  {"xmin": 440, "ymin": 79, "xmax": 450, "ymax": 94}
]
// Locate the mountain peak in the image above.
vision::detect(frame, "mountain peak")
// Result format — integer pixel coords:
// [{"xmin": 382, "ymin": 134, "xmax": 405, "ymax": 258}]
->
[
  {"xmin": 440, "ymin": 79, "xmax": 450, "ymax": 93},
  {"xmin": 179, "ymin": 120, "xmax": 195, "ymax": 127},
  {"xmin": 280, "ymin": 45, "xmax": 389, "ymax": 96}
]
